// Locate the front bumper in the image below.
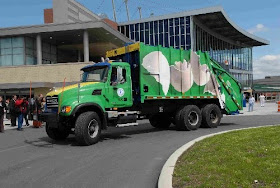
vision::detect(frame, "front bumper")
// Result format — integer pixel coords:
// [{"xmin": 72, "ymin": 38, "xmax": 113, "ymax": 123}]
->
[{"xmin": 41, "ymin": 113, "xmax": 59, "ymax": 128}]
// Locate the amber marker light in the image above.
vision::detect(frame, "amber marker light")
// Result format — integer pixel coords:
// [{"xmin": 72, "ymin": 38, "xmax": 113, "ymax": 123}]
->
[{"xmin": 65, "ymin": 106, "xmax": 72, "ymax": 113}]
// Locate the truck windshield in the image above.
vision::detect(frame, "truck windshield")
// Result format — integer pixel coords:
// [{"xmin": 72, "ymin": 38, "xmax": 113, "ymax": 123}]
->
[{"xmin": 81, "ymin": 66, "xmax": 109, "ymax": 82}]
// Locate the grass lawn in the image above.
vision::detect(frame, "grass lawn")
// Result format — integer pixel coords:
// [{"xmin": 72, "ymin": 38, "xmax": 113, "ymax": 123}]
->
[{"xmin": 173, "ymin": 126, "xmax": 280, "ymax": 188}]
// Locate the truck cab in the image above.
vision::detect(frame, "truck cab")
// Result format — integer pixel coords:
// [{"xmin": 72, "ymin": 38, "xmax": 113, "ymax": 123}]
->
[{"xmin": 43, "ymin": 61, "xmax": 135, "ymax": 145}]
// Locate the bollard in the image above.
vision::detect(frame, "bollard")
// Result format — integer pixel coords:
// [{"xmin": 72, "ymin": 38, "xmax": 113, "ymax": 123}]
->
[{"xmin": 278, "ymin": 101, "xmax": 280, "ymax": 112}]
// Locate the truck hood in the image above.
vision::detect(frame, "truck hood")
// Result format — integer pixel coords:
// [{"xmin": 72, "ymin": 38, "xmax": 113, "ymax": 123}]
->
[{"xmin": 47, "ymin": 82, "xmax": 99, "ymax": 96}]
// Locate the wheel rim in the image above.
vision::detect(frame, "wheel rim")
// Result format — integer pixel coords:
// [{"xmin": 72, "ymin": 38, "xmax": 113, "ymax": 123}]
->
[
  {"xmin": 88, "ymin": 119, "xmax": 99, "ymax": 138},
  {"xmin": 188, "ymin": 111, "xmax": 199, "ymax": 126},
  {"xmin": 210, "ymin": 110, "xmax": 218, "ymax": 123}
]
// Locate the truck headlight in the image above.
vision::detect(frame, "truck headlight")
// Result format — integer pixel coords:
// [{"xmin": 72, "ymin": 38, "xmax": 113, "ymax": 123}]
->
[{"xmin": 61, "ymin": 106, "xmax": 72, "ymax": 113}]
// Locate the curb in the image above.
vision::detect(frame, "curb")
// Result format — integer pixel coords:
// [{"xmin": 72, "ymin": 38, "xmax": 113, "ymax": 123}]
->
[{"xmin": 158, "ymin": 124, "xmax": 278, "ymax": 188}]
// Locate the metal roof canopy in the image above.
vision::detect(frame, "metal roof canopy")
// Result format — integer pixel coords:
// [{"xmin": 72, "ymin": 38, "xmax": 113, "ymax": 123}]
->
[
  {"xmin": 119, "ymin": 6, "xmax": 269, "ymax": 47},
  {"xmin": 0, "ymin": 21, "xmax": 132, "ymax": 57}
]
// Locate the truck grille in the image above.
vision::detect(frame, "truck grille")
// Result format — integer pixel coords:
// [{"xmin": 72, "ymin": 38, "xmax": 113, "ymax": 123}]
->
[{"xmin": 46, "ymin": 95, "xmax": 58, "ymax": 108}]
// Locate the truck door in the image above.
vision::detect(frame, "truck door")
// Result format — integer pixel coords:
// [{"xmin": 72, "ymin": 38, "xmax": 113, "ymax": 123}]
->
[{"xmin": 108, "ymin": 65, "xmax": 133, "ymax": 108}]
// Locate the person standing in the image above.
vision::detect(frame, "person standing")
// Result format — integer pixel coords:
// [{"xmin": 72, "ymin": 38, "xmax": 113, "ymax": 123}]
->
[
  {"xmin": 15, "ymin": 96, "xmax": 24, "ymax": 131},
  {"xmin": 259, "ymin": 93, "xmax": 265, "ymax": 107},
  {"xmin": 5, "ymin": 99, "xmax": 10, "ymax": 120},
  {"xmin": 248, "ymin": 95, "xmax": 255, "ymax": 112},
  {"xmin": 252, "ymin": 95, "xmax": 255, "ymax": 111},
  {"xmin": 9, "ymin": 95, "xmax": 17, "ymax": 127},
  {"xmin": 34, "ymin": 94, "xmax": 44, "ymax": 128},
  {"xmin": 22, "ymin": 97, "xmax": 29, "ymax": 126},
  {"xmin": 0, "ymin": 96, "xmax": 6, "ymax": 133}
]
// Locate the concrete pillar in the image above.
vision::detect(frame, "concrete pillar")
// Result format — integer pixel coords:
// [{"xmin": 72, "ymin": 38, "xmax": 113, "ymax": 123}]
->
[
  {"xmin": 78, "ymin": 50, "xmax": 81, "ymax": 62},
  {"xmin": 83, "ymin": 30, "xmax": 89, "ymax": 62},
  {"xmin": 36, "ymin": 34, "xmax": 42, "ymax": 65}
]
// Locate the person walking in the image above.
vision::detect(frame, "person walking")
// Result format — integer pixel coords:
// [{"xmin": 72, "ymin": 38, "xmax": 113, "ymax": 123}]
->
[
  {"xmin": 22, "ymin": 97, "xmax": 29, "ymax": 126},
  {"xmin": 15, "ymin": 96, "xmax": 24, "ymax": 131},
  {"xmin": 248, "ymin": 95, "xmax": 255, "ymax": 112},
  {"xmin": 259, "ymin": 93, "xmax": 265, "ymax": 107},
  {"xmin": 0, "ymin": 96, "xmax": 6, "ymax": 133},
  {"xmin": 9, "ymin": 95, "xmax": 17, "ymax": 127}
]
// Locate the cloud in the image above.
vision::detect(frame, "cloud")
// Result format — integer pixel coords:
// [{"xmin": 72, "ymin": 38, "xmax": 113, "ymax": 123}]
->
[
  {"xmin": 248, "ymin": 24, "xmax": 268, "ymax": 34},
  {"xmin": 254, "ymin": 54, "xmax": 280, "ymax": 79}
]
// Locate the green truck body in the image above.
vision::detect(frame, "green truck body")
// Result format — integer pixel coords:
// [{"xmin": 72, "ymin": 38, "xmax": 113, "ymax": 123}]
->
[{"xmin": 42, "ymin": 43, "xmax": 242, "ymax": 145}]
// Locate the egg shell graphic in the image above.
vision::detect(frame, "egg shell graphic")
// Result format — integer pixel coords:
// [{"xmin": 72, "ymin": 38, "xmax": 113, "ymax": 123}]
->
[
  {"xmin": 142, "ymin": 51, "xmax": 170, "ymax": 95},
  {"xmin": 204, "ymin": 75, "xmax": 217, "ymax": 95},
  {"xmin": 170, "ymin": 60, "xmax": 193, "ymax": 93},
  {"xmin": 190, "ymin": 51, "xmax": 211, "ymax": 86}
]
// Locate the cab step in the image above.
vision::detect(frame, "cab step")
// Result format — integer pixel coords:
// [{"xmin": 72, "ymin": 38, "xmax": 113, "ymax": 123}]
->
[{"xmin": 116, "ymin": 123, "xmax": 138, "ymax": 128}]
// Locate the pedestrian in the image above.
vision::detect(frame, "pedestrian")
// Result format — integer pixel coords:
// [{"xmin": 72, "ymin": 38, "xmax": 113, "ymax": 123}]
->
[
  {"xmin": 248, "ymin": 95, "xmax": 255, "ymax": 112},
  {"xmin": 15, "ymin": 96, "xmax": 24, "ymax": 131},
  {"xmin": 0, "ymin": 96, "xmax": 6, "ymax": 133},
  {"xmin": 34, "ymin": 94, "xmax": 43, "ymax": 128},
  {"xmin": 5, "ymin": 99, "xmax": 10, "ymax": 120},
  {"xmin": 259, "ymin": 93, "xmax": 265, "ymax": 107},
  {"xmin": 9, "ymin": 95, "xmax": 17, "ymax": 127},
  {"xmin": 41, "ymin": 97, "xmax": 46, "ymax": 112},
  {"xmin": 243, "ymin": 93, "xmax": 247, "ymax": 107},
  {"xmin": 22, "ymin": 97, "xmax": 29, "ymax": 126}
]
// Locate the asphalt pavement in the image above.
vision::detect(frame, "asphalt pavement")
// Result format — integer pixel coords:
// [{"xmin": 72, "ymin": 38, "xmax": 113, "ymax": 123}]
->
[{"xmin": 0, "ymin": 103, "xmax": 279, "ymax": 188}]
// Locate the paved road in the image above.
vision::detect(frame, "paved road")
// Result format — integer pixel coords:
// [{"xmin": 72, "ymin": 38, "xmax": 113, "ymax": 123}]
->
[{"xmin": 0, "ymin": 114, "xmax": 279, "ymax": 188}]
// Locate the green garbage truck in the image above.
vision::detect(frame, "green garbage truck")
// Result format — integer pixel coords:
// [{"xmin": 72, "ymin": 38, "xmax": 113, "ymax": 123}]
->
[{"xmin": 42, "ymin": 43, "xmax": 242, "ymax": 146}]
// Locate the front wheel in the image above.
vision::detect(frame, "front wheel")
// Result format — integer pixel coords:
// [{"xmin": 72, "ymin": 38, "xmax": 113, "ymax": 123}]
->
[
  {"xmin": 75, "ymin": 111, "xmax": 101, "ymax": 146},
  {"xmin": 46, "ymin": 123, "xmax": 70, "ymax": 140}
]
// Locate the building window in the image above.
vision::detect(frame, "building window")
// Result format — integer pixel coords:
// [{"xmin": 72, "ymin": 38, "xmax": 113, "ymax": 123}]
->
[
  {"xmin": 145, "ymin": 22, "xmax": 149, "ymax": 44},
  {"xmin": 0, "ymin": 37, "xmax": 24, "ymax": 66}
]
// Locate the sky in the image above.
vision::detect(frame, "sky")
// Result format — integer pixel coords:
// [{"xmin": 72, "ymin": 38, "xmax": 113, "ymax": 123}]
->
[{"xmin": 0, "ymin": 0, "xmax": 279, "ymax": 79}]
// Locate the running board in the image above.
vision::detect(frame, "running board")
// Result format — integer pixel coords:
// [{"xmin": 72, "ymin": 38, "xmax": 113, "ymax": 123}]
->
[{"xmin": 116, "ymin": 123, "xmax": 138, "ymax": 128}]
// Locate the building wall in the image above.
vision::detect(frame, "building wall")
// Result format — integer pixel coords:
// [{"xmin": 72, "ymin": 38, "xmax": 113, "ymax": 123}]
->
[
  {"xmin": 0, "ymin": 62, "xmax": 91, "ymax": 84},
  {"xmin": 103, "ymin": 19, "xmax": 118, "ymax": 30},
  {"xmin": 52, "ymin": 0, "xmax": 100, "ymax": 24}
]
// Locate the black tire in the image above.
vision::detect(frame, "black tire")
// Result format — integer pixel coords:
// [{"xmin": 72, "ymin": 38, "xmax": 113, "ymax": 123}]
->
[
  {"xmin": 46, "ymin": 123, "xmax": 70, "ymax": 141},
  {"xmin": 201, "ymin": 104, "xmax": 222, "ymax": 128},
  {"xmin": 175, "ymin": 105, "xmax": 202, "ymax": 131},
  {"xmin": 149, "ymin": 113, "xmax": 171, "ymax": 129},
  {"xmin": 75, "ymin": 111, "xmax": 101, "ymax": 146}
]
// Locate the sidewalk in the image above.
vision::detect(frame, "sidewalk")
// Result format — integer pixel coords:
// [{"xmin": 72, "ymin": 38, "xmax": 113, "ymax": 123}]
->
[
  {"xmin": 3, "ymin": 118, "xmax": 34, "ymax": 131},
  {"xmin": 239, "ymin": 101, "xmax": 280, "ymax": 116}
]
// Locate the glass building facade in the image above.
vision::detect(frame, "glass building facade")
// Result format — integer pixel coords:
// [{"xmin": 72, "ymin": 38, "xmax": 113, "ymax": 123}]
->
[
  {"xmin": 119, "ymin": 16, "xmax": 255, "ymax": 88},
  {"xmin": 119, "ymin": 16, "xmax": 191, "ymax": 50},
  {"xmin": 0, "ymin": 36, "xmax": 57, "ymax": 66},
  {"xmin": 193, "ymin": 22, "xmax": 253, "ymax": 87}
]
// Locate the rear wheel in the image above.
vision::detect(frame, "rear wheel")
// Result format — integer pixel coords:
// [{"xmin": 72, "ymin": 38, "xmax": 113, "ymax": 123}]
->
[
  {"xmin": 175, "ymin": 105, "xmax": 202, "ymax": 131},
  {"xmin": 46, "ymin": 123, "xmax": 70, "ymax": 140},
  {"xmin": 75, "ymin": 111, "xmax": 101, "ymax": 146},
  {"xmin": 149, "ymin": 113, "xmax": 171, "ymax": 129},
  {"xmin": 201, "ymin": 104, "xmax": 222, "ymax": 128}
]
